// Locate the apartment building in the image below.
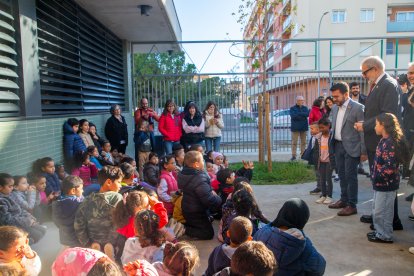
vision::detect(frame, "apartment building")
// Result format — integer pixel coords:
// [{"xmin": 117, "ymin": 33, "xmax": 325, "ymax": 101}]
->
[{"xmin": 244, "ymin": 0, "xmax": 414, "ymax": 109}]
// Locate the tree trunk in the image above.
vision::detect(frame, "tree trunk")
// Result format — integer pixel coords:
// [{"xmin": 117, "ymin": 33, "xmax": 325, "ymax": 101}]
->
[
  {"xmin": 265, "ymin": 92, "xmax": 272, "ymax": 172},
  {"xmin": 258, "ymin": 95, "xmax": 264, "ymax": 163}
]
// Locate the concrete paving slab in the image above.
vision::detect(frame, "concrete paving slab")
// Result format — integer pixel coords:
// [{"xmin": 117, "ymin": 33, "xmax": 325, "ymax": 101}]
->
[{"xmin": 32, "ymin": 174, "xmax": 414, "ymax": 276}]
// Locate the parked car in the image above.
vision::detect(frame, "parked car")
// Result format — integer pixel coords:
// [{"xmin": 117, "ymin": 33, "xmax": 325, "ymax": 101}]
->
[{"xmin": 256, "ymin": 109, "xmax": 291, "ymax": 128}]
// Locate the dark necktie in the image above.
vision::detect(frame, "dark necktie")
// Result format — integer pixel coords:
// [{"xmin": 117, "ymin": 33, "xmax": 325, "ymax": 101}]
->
[{"xmin": 368, "ymin": 82, "xmax": 376, "ymax": 96}]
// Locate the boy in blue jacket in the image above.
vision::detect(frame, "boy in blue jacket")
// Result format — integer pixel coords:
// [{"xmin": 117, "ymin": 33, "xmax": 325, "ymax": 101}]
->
[
  {"xmin": 52, "ymin": 175, "xmax": 84, "ymax": 247},
  {"xmin": 63, "ymin": 118, "xmax": 86, "ymax": 171}
]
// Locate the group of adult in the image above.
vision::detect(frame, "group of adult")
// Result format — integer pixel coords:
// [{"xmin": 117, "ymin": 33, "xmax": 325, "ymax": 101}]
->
[
  {"xmin": 290, "ymin": 56, "xmax": 414, "ymax": 222},
  {"xmin": 133, "ymin": 98, "xmax": 225, "ymax": 156}
]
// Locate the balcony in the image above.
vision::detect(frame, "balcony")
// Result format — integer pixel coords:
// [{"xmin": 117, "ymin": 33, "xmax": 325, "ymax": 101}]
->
[
  {"xmin": 266, "ymin": 55, "xmax": 275, "ymax": 68},
  {"xmin": 283, "ymin": 15, "xmax": 291, "ymax": 31},
  {"xmin": 387, "ymin": 21, "xmax": 414, "ymax": 32},
  {"xmin": 282, "ymin": 42, "xmax": 292, "ymax": 55}
]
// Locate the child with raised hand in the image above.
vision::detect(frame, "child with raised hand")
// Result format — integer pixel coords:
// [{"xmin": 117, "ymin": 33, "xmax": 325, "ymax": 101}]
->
[
  {"xmin": 368, "ymin": 113, "xmax": 410, "ymax": 244},
  {"xmin": 32, "ymin": 157, "xmax": 60, "ymax": 197},
  {"xmin": 152, "ymin": 241, "xmax": 199, "ymax": 276},
  {"xmin": 52, "ymin": 176, "xmax": 84, "ymax": 247},
  {"xmin": 158, "ymin": 155, "xmax": 178, "ymax": 216},
  {"xmin": 87, "ymin": 145, "xmax": 103, "ymax": 170},
  {"xmin": 121, "ymin": 210, "xmax": 166, "ymax": 265},
  {"xmin": 0, "ymin": 174, "xmax": 46, "ymax": 244},
  {"xmin": 0, "ymin": 226, "xmax": 41, "ymax": 276},
  {"xmin": 143, "ymin": 152, "xmax": 160, "ymax": 188},
  {"xmin": 72, "ymin": 151, "xmax": 99, "ymax": 195},
  {"xmin": 74, "ymin": 165, "xmax": 123, "ymax": 261},
  {"xmin": 216, "ymin": 168, "xmax": 236, "ymax": 205},
  {"xmin": 214, "ymin": 241, "xmax": 277, "ymax": 276},
  {"xmin": 235, "ymin": 160, "xmax": 254, "ymax": 182},
  {"xmin": 52, "ymin": 247, "xmax": 123, "ymax": 276},
  {"xmin": 10, "ymin": 176, "xmax": 36, "ymax": 212},
  {"xmin": 205, "ymin": 216, "xmax": 253, "ymax": 276}
]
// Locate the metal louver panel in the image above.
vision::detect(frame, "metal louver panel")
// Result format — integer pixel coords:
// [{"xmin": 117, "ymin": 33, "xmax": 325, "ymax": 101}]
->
[
  {"xmin": 0, "ymin": 1, "xmax": 19, "ymax": 117},
  {"xmin": 36, "ymin": 0, "xmax": 125, "ymax": 115}
]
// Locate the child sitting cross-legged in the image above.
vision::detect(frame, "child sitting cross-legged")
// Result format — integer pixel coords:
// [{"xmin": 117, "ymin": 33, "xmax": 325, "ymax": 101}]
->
[
  {"xmin": 204, "ymin": 216, "xmax": 253, "ymax": 276},
  {"xmin": 32, "ymin": 157, "xmax": 61, "ymax": 197},
  {"xmin": 152, "ymin": 241, "xmax": 199, "ymax": 276},
  {"xmin": 52, "ymin": 175, "xmax": 84, "ymax": 247},
  {"xmin": 0, "ymin": 226, "xmax": 42, "ymax": 276},
  {"xmin": 214, "ymin": 241, "xmax": 277, "ymax": 276},
  {"xmin": 74, "ymin": 165, "xmax": 123, "ymax": 261},
  {"xmin": 0, "ymin": 174, "xmax": 46, "ymax": 244},
  {"xmin": 121, "ymin": 209, "xmax": 166, "ymax": 265},
  {"xmin": 158, "ymin": 155, "xmax": 179, "ymax": 217},
  {"xmin": 87, "ymin": 145, "xmax": 103, "ymax": 170},
  {"xmin": 10, "ymin": 175, "xmax": 36, "ymax": 213},
  {"xmin": 143, "ymin": 152, "xmax": 160, "ymax": 188}
]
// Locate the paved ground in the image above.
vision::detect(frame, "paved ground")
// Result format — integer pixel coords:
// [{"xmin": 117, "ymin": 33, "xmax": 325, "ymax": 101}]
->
[{"xmin": 32, "ymin": 155, "xmax": 414, "ymax": 275}]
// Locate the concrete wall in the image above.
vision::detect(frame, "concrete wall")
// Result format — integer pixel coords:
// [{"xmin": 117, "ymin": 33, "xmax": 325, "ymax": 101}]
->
[{"xmin": 0, "ymin": 113, "xmax": 134, "ymax": 175}]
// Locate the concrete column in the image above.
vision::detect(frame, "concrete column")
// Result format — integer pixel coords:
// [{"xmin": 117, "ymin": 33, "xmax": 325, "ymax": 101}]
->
[
  {"xmin": 17, "ymin": 0, "xmax": 42, "ymax": 117},
  {"xmin": 123, "ymin": 40, "xmax": 133, "ymax": 114}
]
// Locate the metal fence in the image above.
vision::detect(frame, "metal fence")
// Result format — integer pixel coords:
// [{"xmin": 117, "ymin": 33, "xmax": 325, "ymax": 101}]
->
[{"xmin": 133, "ymin": 69, "xmax": 407, "ymax": 153}]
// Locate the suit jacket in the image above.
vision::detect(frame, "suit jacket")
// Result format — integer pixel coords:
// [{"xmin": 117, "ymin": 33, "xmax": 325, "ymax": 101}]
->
[
  {"xmin": 363, "ymin": 73, "xmax": 401, "ymax": 152},
  {"xmin": 331, "ymin": 99, "xmax": 366, "ymax": 158},
  {"xmin": 358, "ymin": 94, "xmax": 367, "ymax": 105}
]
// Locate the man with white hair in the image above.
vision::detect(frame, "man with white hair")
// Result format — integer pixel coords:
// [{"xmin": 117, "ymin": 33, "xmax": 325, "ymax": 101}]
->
[
  {"xmin": 354, "ymin": 56, "xmax": 403, "ymax": 230},
  {"xmin": 289, "ymin": 95, "xmax": 310, "ymax": 161}
]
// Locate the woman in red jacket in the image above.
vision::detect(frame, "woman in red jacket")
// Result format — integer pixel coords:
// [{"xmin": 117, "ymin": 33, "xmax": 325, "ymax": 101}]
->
[
  {"xmin": 158, "ymin": 99, "xmax": 183, "ymax": 154},
  {"xmin": 309, "ymin": 97, "xmax": 325, "ymax": 125}
]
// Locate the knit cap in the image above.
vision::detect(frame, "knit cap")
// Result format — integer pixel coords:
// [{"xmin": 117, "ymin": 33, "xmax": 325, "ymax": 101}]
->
[{"xmin": 211, "ymin": 151, "xmax": 223, "ymax": 162}]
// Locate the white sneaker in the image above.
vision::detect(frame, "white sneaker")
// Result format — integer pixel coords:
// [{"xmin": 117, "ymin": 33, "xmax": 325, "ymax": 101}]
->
[
  {"xmin": 316, "ymin": 196, "xmax": 326, "ymax": 204},
  {"xmin": 409, "ymin": 247, "xmax": 414, "ymax": 255},
  {"xmin": 323, "ymin": 197, "xmax": 333, "ymax": 205}
]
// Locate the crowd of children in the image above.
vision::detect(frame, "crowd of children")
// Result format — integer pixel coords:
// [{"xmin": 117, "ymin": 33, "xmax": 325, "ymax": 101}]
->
[{"xmin": 0, "ymin": 116, "xmax": 331, "ymax": 276}]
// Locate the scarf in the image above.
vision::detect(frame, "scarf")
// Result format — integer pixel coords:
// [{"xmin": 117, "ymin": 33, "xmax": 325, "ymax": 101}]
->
[{"xmin": 271, "ymin": 198, "xmax": 310, "ymax": 230}]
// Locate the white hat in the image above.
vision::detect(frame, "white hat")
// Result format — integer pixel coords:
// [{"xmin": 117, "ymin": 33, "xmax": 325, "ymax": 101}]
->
[{"xmin": 296, "ymin": 96, "xmax": 304, "ymax": 100}]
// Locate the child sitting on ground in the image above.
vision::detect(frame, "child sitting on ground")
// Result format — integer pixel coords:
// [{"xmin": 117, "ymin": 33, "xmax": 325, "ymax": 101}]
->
[
  {"xmin": 152, "ymin": 241, "xmax": 199, "ymax": 276},
  {"xmin": 215, "ymin": 241, "xmax": 277, "ymax": 276},
  {"xmin": 119, "ymin": 162, "xmax": 136, "ymax": 187},
  {"xmin": 74, "ymin": 165, "xmax": 123, "ymax": 260},
  {"xmin": 72, "ymin": 152, "xmax": 99, "ymax": 196},
  {"xmin": 0, "ymin": 226, "xmax": 42, "ymax": 276},
  {"xmin": 56, "ymin": 164, "xmax": 69, "ymax": 183},
  {"xmin": 52, "ymin": 247, "xmax": 123, "ymax": 276},
  {"xmin": 178, "ymin": 151, "xmax": 222, "ymax": 240},
  {"xmin": 111, "ymin": 148, "xmax": 122, "ymax": 165},
  {"xmin": 206, "ymin": 162, "xmax": 216, "ymax": 181},
  {"xmin": 87, "ymin": 145, "xmax": 103, "ymax": 170},
  {"xmin": 204, "ymin": 216, "xmax": 253, "ymax": 276},
  {"xmin": 235, "ymin": 160, "xmax": 255, "ymax": 182},
  {"xmin": 52, "ymin": 175, "xmax": 84, "ymax": 247},
  {"xmin": 216, "ymin": 168, "xmax": 235, "ymax": 205},
  {"xmin": 254, "ymin": 198, "xmax": 326, "ymax": 275},
  {"xmin": 10, "ymin": 175, "xmax": 36, "ymax": 212},
  {"xmin": 158, "ymin": 155, "xmax": 179, "ymax": 216},
  {"xmin": 27, "ymin": 173, "xmax": 53, "ymax": 223},
  {"xmin": 204, "ymin": 150, "xmax": 214, "ymax": 164},
  {"xmin": 173, "ymin": 144, "xmax": 185, "ymax": 172},
  {"xmin": 0, "ymin": 174, "xmax": 46, "ymax": 244},
  {"xmin": 120, "ymin": 156, "xmax": 140, "ymax": 181},
  {"xmin": 223, "ymin": 155, "xmax": 229, "ymax": 168},
  {"xmin": 121, "ymin": 210, "xmax": 166, "ymax": 265},
  {"xmin": 32, "ymin": 157, "xmax": 60, "ymax": 197},
  {"xmin": 143, "ymin": 152, "xmax": 160, "ymax": 188},
  {"xmin": 101, "ymin": 140, "xmax": 114, "ymax": 165},
  {"xmin": 211, "ymin": 152, "xmax": 224, "ymax": 174}
]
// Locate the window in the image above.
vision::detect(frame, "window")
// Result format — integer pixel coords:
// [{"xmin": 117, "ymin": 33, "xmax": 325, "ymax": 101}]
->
[
  {"xmin": 360, "ymin": 9, "xmax": 374, "ymax": 22},
  {"xmin": 332, "ymin": 43, "xmax": 345, "ymax": 57},
  {"xmin": 332, "ymin": 10, "xmax": 346, "ymax": 23},
  {"xmin": 386, "ymin": 41, "xmax": 394, "ymax": 54},
  {"xmin": 359, "ymin": 42, "xmax": 373, "ymax": 56},
  {"xmin": 396, "ymin": 11, "xmax": 414, "ymax": 22}
]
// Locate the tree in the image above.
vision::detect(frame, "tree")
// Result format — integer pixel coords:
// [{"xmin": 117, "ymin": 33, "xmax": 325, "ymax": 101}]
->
[{"xmin": 234, "ymin": 0, "xmax": 301, "ymax": 172}]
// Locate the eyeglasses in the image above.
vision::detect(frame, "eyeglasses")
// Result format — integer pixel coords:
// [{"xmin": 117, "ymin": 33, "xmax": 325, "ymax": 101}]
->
[{"xmin": 362, "ymin": 67, "xmax": 374, "ymax": 76}]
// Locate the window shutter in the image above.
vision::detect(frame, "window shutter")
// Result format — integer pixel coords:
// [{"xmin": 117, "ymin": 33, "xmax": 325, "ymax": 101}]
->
[{"xmin": 0, "ymin": 3, "xmax": 19, "ymax": 117}]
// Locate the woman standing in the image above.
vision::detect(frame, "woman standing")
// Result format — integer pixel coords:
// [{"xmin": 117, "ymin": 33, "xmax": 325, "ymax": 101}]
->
[
  {"xmin": 182, "ymin": 101, "xmax": 205, "ymax": 149},
  {"xmin": 324, "ymin": 96, "xmax": 334, "ymax": 121},
  {"xmin": 203, "ymin": 101, "xmax": 224, "ymax": 152},
  {"xmin": 158, "ymin": 99, "xmax": 182, "ymax": 154},
  {"xmin": 78, "ymin": 119, "xmax": 95, "ymax": 148},
  {"xmin": 104, "ymin": 104, "xmax": 128, "ymax": 154}
]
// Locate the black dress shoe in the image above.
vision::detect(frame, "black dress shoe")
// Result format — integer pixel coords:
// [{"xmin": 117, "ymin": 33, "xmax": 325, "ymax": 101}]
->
[
  {"xmin": 405, "ymin": 193, "xmax": 414, "ymax": 202},
  {"xmin": 393, "ymin": 221, "xmax": 403, "ymax": 231},
  {"xmin": 366, "ymin": 231, "xmax": 376, "ymax": 238},
  {"xmin": 360, "ymin": 215, "xmax": 373, "ymax": 224},
  {"xmin": 367, "ymin": 235, "xmax": 393, "ymax": 243}
]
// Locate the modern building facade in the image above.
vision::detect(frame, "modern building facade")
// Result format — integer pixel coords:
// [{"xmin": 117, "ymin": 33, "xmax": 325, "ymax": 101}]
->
[
  {"xmin": 244, "ymin": 0, "xmax": 414, "ymax": 109},
  {"xmin": 0, "ymin": 0, "xmax": 181, "ymax": 174}
]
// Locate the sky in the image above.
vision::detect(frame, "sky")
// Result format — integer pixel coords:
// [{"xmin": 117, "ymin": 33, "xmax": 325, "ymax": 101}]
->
[{"xmin": 173, "ymin": 0, "xmax": 245, "ymax": 74}]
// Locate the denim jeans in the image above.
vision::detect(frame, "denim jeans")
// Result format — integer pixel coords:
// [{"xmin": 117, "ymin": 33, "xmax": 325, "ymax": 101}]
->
[
  {"xmin": 164, "ymin": 140, "xmax": 180, "ymax": 155},
  {"xmin": 205, "ymin": 137, "xmax": 221, "ymax": 152},
  {"xmin": 373, "ymin": 190, "xmax": 396, "ymax": 241},
  {"xmin": 334, "ymin": 141, "xmax": 360, "ymax": 207}
]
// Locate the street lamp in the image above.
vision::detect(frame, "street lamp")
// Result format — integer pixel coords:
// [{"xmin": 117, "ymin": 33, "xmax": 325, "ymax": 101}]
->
[{"xmin": 317, "ymin": 11, "xmax": 329, "ymax": 95}]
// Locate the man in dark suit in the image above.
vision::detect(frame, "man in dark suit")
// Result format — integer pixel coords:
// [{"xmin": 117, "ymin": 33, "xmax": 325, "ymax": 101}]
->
[
  {"xmin": 354, "ymin": 56, "xmax": 403, "ymax": 229},
  {"xmin": 328, "ymin": 82, "xmax": 366, "ymax": 216}
]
